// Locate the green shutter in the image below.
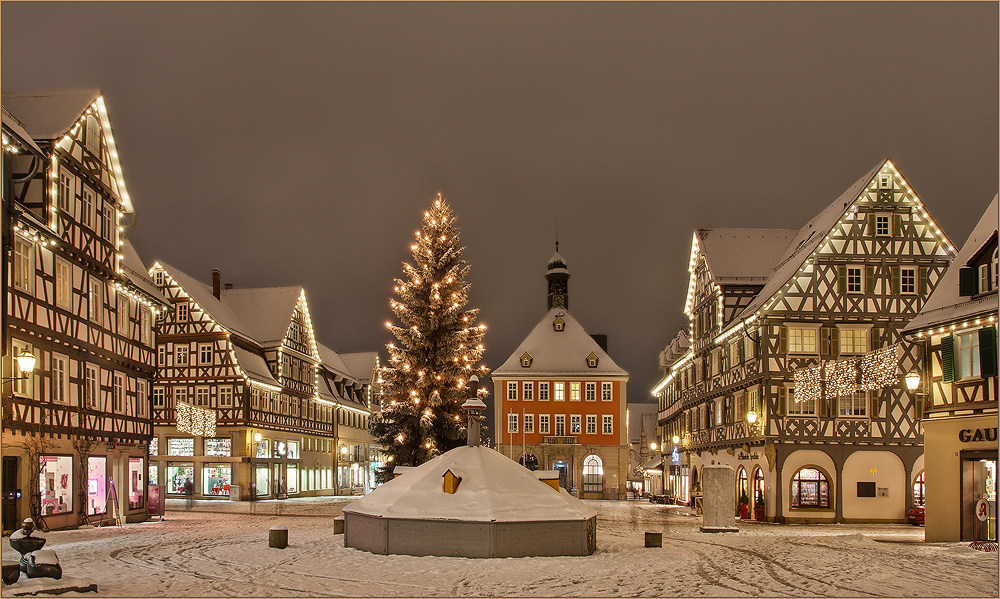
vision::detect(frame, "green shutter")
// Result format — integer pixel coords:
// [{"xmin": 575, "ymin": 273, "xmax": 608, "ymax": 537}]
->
[
  {"xmin": 959, "ymin": 267, "xmax": 977, "ymax": 296},
  {"xmin": 872, "ymin": 328, "xmax": 880, "ymax": 349},
  {"xmin": 891, "ymin": 266, "xmax": 900, "ymax": 295},
  {"xmin": 919, "ymin": 267, "xmax": 928, "ymax": 295},
  {"xmin": 821, "ymin": 328, "xmax": 831, "ymax": 356},
  {"xmin": 892, "ymin": 214, "xmax": 902, "ymax": 237},
  {"xmin": 867, "ymin": 213, "xmax": 876, "ymax": 236},
  {"xmin": 838, "ymin": 266, "xmax": 847, "ymax": 294},
  {"xmin": 832, "ymin": 327, "xmax": 840, "ymax": 355},
  {"xmin": 778, "ymin": 386, "xmax": 787, "ymax": 416},
  {"xmin": 980, "ymin": 327, "xmax": 998, "ymax": 378},
  {"xmin": 941, "ymin": 336, "xmax": 954, "ymax": 383},
  {"xmin": 866, "ymin": 266, "xmax": 876, "ymax": 296},
  {"xmin": 779, "ymin": 326, "xmax": 787, "ymax": 354}
]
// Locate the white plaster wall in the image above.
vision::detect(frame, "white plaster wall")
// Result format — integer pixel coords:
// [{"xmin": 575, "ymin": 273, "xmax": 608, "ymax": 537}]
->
[
  {"xmin": 781, "ymin": 449, "xmax": 836, "ymax": 520},
  {"xmin": 843, "ymin": 451, "xmax": 906, "ymax": 521}
]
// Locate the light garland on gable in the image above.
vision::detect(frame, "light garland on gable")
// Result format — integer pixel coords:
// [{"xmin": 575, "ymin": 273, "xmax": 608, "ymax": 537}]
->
[
  {"xmin": 860, "ymin": 345, "xmax": 900, "ymax": 392},
  {"xmin": 176, "ymin": 401, "xmax": 216, "ymax": 437}
]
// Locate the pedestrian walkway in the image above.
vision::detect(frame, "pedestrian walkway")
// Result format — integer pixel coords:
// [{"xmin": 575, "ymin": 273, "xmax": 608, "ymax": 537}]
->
[{"xmin": 163, "ymin": 495, "xmax": 355, "ymax": 517}]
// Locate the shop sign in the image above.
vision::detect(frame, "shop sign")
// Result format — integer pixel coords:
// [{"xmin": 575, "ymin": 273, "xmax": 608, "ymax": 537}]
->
[
  {"xmin": 976, "ymin": 498, "xmax": 990, "ymax": 522},
  {"xmin": 737, "ymin": 452, "xmax": 759, "ymax": 461},
  {"xmin": 958, "ymin": 428, "xmax": 998, "ymax": 443}
]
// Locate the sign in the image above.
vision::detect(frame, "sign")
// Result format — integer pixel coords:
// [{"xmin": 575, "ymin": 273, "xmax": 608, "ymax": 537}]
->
[
  {"xmin": 958, "ymin": 428, "xmax": 998, "ymax": 443},
  {"xmin": 147, "ymin": 485, "xmax": 164, "ymax": 517},
  {"xmin": 976, "ymin": 498, "xmax": 990, "ymax": 522},
  {"xmin": 737, "ymin": 452, "xmax": 759, "ymax": 461}
]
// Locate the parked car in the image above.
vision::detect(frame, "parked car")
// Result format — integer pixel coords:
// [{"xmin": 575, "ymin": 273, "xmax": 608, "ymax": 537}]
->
[{"xmin": 907, "ymin": 504, "xmax": 925, "ymax": 526}]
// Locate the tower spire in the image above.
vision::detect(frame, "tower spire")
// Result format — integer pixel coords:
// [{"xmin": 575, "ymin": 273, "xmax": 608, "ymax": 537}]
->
[{"xmin": 545, "ymin": 242, "xmax": 570, "ymax": 310}]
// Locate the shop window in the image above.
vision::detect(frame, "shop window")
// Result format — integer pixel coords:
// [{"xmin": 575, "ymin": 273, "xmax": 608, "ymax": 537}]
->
[
  {"xmin": 254, "ymin": 466, "xmax": 270, "ymax": 497},
  {"xmin": 204, "ymin": 464, "xmax": 232, "ymax": 496},
  {"xmin": 148, "ymin": 464, "xmax": 158, "ymax": 487},
  {"xmin": 39, "ymin": 456, "xmax": 74, "ymax": 516},
  {"xmin": 256, "ymin": 439, "xmax": 270, "ymax": 459},
  {"xmin": 86, "ymin": 457, "xmax": 107, "ymax": 516},
  {"xmin": 204, "ymin": 438, "xmax": 231, "ymax": 457},
  {"xmin": 128, "ymin": 458, "xmax": 144, "ymax": 509},
  {"xmin": 287, "ymin": 466, "xmax": 298, "ymax": 494},
  {"xmin": 149, "ymin": 437, "xmax": 159, "ymax": 456},
  {"xmin": 583, "ymin": 455, "xmax": 604, "ymax": 494},
  {"xmin": 790, "ymin": 467, "xmax": 830, "ymax": 508},
  {"xmin": 167, "ymin": 463, "xmax": 194, "ymax": 495},
  {"xmin": 167, "ymin": 437, "xmax": 194, "ymax": 456},
  {"xmin": 287, "ymin": 441, "xmax": 299, "ymax": 459}
]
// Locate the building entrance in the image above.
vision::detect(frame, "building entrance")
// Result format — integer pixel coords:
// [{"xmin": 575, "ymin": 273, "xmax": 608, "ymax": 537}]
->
[
  {"xmin": 963, "ymin": 451, "xmax": 997, "ymax": 542},
  {"xmin": 2, "ymin": 456, "xmax": 19, "ymax": 533}
]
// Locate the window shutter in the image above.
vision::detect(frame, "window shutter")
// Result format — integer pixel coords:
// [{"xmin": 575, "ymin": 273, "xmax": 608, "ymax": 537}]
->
[
  {"xmin": 867, "ymin": 213, "xmax": 876, "ymax": 236},
  {"xmin": 866, "ymin": 266, "xmax": 876, "ymax": 296},
  {"xmin": 819, "ymin": 388, "xmax": 829, "ymax": 417},
  {"xmin": 837, "ymin": 266, "xmax": 847, "ymax": 294},
  {"xmin": 779, "ymin": 326, "xmax": 787, "ymax": 354},
  {"xmin": 831, "ymin": 327, "xmax": 840, "ymax": 355},
  {"xmin": 777, "ymin": 386, "xmax": 786, "ymax": 416},
  {"xmin": 919, "ymin": 267, "xmax": 928, "ymax": 295},
  {"xmin": 959, "ymin": 267, "xmax": 977, "ymax": 297},
  {"xmin": 821, "ymin": 328, "xmax": 831, "ymax": 356},
  {"xmin": 892, "ymin": 214, "xmax": 902, "ymax": 237},
  {"xmin": 872, "ymin": 328, "xmax": 880, "ymax": 349},
  {"xmin": 941, "ymin": 336, "xmax": 954, "ymax": 383},
  {"xmin": 891, "ymin": 266, "xmax": 900, "ymax": 295},
  {"xmin": 979, "ymin": 327, "xmax": 998, "ymax": 378}
]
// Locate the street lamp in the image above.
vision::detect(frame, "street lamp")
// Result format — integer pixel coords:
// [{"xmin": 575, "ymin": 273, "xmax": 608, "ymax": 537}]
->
[
  {"xmin": 904, "ymin": 372, "xmax": 921, "ymax": 392},
  {"xmin": 904, "ymin": 372, "xmax": 928, "ymax": 419},
  {"xmin": 2, "ymin": 349, "xmax": 36, "ymax": 382}
]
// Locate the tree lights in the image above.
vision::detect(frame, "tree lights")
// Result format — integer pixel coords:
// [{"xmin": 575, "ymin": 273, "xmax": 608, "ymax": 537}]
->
[{"xmin": 369, "ymin": 195, "xmax": 489, "ymax": 481}]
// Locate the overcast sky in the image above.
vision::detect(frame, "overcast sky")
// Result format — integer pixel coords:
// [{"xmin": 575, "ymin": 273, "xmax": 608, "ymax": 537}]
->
[{"xmin": 3, "ymin": 2, "xmax": 997, "ymax": 418}]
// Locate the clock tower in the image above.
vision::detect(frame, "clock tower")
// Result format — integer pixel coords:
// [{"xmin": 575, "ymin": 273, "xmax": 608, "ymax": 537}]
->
[{"xmin": 546, "ymin": 241, "xmax": 570, "ymax": 310}]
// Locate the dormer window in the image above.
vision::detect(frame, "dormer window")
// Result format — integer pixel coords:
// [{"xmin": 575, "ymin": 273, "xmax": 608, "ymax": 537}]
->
[
  {"xmin": 878, "ymin": 174, "xmax": 892, "ymax": 189},
  {"xmin": 520, "ymin": 352, "xmax": 533, "ymax": 367},
  {"xmin": 553, "ymin": 316, "xmax": 565, "ymax": 332},
  {"xmin": 586, "ymin": 352, "xmax": 599, "ymax": 368}
]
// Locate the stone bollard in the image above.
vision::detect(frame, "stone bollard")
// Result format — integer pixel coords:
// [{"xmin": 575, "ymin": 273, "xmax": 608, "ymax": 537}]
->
[
  {"xmin": 333, "ymin": 516, "xmax": 345, "ymax": 534},
  {"xmin": 644, "ymin": 532, "xmax": 662, "ymax": 548},
  {"xmin": 269, "ymin": 525, "xmax": 288, "ymax": 549}
]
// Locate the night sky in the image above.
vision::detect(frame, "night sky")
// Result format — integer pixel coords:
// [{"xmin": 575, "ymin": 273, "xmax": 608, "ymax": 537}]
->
[{"xmin": 3, "ymin": 2, "xmax": 997, "ymax": 422}]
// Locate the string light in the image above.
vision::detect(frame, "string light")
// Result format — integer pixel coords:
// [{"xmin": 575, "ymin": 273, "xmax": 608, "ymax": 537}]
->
[
  {"xmin": 793, "ymin": 365, "xmax": 822, "ymax": 404},
  {"xmin": 176, "ymin": 401, "xmax": 216, "ymax": 437},
  {"xmin": 826, "ymin": 358, "xmax": 858, "ymax": 398},
  {"xmin": 860, "ymin": 346, "xmax": 900, "ymax": 391}
]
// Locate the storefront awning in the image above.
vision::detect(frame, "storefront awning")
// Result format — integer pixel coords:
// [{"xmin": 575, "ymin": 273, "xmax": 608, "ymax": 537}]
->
[{"xmin": 643, "ymin": 457, "xmax": 663, "ymax": 471}]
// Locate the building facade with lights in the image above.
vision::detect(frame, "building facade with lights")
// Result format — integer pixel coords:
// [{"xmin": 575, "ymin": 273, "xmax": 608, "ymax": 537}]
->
[
  {"xmin": 652, "ymin": 159, "xmax": 955, "ymax": 523},
  {"xmin": 147, "ymin": 264, "xmax": 378, "ymax": 500},
  {"xmin": 2, "ymin": 91, "xmax": 169, "ymax": 532},
  {"xmin": 902, "ymin": 194, "xmax": 998, "ymax": 542},
  {"xmin": 492, "ymin": 248, "xmax": 630, "ymax": 500}
]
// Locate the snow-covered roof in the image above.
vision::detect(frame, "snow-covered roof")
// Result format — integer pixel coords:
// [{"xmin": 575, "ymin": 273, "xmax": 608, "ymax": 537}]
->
[
  {"xmin": 546, "ymin": 249, "xmax": 569, "ymax": 275},
  {"xmin": 317, "ymin": 343, "xmax": 354, "ymax": 381},
  {"xmin": 1, "ymin": 90, "xmax": 100, "ymax": 140},
  {"xmin": 154, "ymin": 261, "xmax": 250, "ymax": 339},
  {"xmin": 223, "ymin": 287, "xmax": 303, "ymax": 346},
  {"xmin": 492, "ymin": 307, "xmax": 628, "ymax": 377},
  {"xmin": 344, "ymin": 445, "xmax": 596, "ymax": 522},
  {"xmin": 340, "ymin": 352, "xmax": 379, "ymax": 384},
  {"xmin": 2, "ymin": 105, "xmax": 44, "ymax": 156},
  {"xmin": 119, "ymin": 240, "xmax": 168, "ymax": 306},
  {"xmin": 904, "ymin": 194, "xmax": 999, "ymax": 333},
  {"xmin": 697, "ymin": 228, "xmax": 797, "ymax": 282},
  {"xmin": 232, "ymin": 346, "xmax": 280, "ymax": 387}
]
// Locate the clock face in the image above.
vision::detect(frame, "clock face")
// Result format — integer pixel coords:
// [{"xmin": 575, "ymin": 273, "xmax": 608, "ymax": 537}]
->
[{"xmin": 551, "ymin": 294, "xmax": 565, "ymax": 307}]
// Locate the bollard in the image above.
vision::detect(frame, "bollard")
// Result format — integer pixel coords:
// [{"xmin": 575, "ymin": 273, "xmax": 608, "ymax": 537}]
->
[
  {"xmin": 333, "ymin": 516, "xmax": 345, "ymax": 534},
  {"xmin": 269, "ymin": 525, "xmax": 288, "ymax": 549},
  {"xmin": 644, "ymin": 532, "xmax": 662, "ymax": 548}
]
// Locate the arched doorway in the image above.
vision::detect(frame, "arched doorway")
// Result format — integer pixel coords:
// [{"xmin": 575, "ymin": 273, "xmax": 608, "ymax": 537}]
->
[
  {"xmin": 583, "ymin": 455, "xmax": 604, "ymax": 497},
  {"xmin": 752, "ymin": 467, "xmax": 766, "ymax": 520},
  {"xmin": 553, "ymin": 460, "xmax": 569, "ymax": 490},
  {"xmin": 519, "ymin": 453, "xmax": 538, "ymax": 471},
  {"xmin": 736, "ymin": 467, "xmax": 749, "ymax": 518},
  {"xmin": 912, "ymin": 471, "xmax": 925, "ymax": 506}
]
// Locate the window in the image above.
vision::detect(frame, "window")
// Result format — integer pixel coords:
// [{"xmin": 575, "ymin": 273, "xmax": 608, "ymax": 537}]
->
[
  {"xmin": 522, "ymin": 382, "xmax": 533, "ymax": 401},
  {"xmin": 913, "ymin": 471, "xmax": 926, "ymax": 506},
  {"xmin": 582, "ymin": 455, "xmax": 603, "ymax": 494},
  {"xmin": 507, "ymin": 381, "xmax": 518, "ymax": 401},
  {"xmin": 980, "ymin": 263, "xmax": 994, "ymax": 294},
  {"xmin": 51, "ymin": 354, "xmax": 68, "ymax": 404},
  {"xmin": 570, "ymin": 414, "xmax": 581, "ymax": 434},
  {"xmin": 847, "ymin": 266, "xmax": 863, "ymax": 293},
  {"xmin": 507, "ymin": 413, "xmax": 518, "ymax": 433},
  {"xmin": 790, "ymin": 467, "xmax": 830, "ymax": 508},
  {"xmin": 176, "ymin": 346, "xmax": 189, "ymax": 366},
  {"xmin": 879, "ymin": 174, "xmax": 891, "ymax": 189},
  {"xmin": 554, "ymin": 382, "xmax": 565, "ymax": 401},
  {"xmin": 140, "ymin": 309, "xmax": 151, "ymax": 345},
  {"xmin": 786, "ymin": 387, "xmax": 816, "ymax": 416},
  {"xmin": 85, "ymin": 114, "xmax": 101, "ymax": 154},
  {"xmin": 113, "ymin": 373, "xmax": 124, "ymax": 412},
  {"xmin": 9, "ymin": 340, "xmax": 33, "ymax": 397},
  {"xmin": 196, "ymin": 387, "xmax": 210, "ymax": 407},
  {"xmin": 117, "ymin": 294, "xmax": 129, "ymax": 334},
  {"xmin": 838, "ymin": 327, "xmax": 868, "ymax": 355},
  {"xmin": 219, "ymin": 386, "xmax": 233, "ymax": 407},
  {"xmin": 787, "ymin": 326, "xmax": 818, "ymax": 354},
  {"xmin": 602, "ymin": 415, "xmax": 613, "ymax": 434},
  {"xmin": 539, "ymin": 414, "xmax": 550, "ymax": 434},
  {"xmin": 955, "ymin": 331, "xmax": 981, "ymax": 379},
  {"xmin": 174, "ymin": 387, "xmax": 187, "ymax": 406},
  {"xmin": 714, "ymin": 398, "xmax": 723, "ymax": 426},
  {"xmin": 176, "ymin": 302, "xmax": 188, "ymax": 322},
  {"xmin": 555, "ymin": 415, "xmax": 566, "ymax": 436},
  {"xmin": 58, "ymin": 170, "xmax": 74, "ymax": 213},
  {"xmin": 40, "ymin": 455, "xmax": 74, "ymax": 515},
  {"xmin": 900, "ymin": 267, "xmax": 916, "ymax": 294},
  {"xmin": 13, "ymin": 236, "xmax": 32, "ymax": 292},
  {"xmin": 569, "ymin": 382, "xmax": 581, "ymax": 401},
  {"xmin": 875, "ymin": 215, "xmax": 890, "ymax": 236},
  {"xmin": 56, "ymin": 259, "xmax": 72, "ymax": 309},
  {"xmin": 602, "ymin": 382, "xmax": 613, "ymax": 401},
  {"xmin": 586, "ymin": 414, "xmax": 597, "ymax": 434},
  {"xmin": 85, "ymin": 364, "xmax": 99, "ymax": 408},
  {"xmin": 89, "ymin": 278, "xmax": 103, "ymax": 324},
  {"xmin": 136, "ymin": 380, "xmax": 147, "ymax": 417},
  {"xmin": 153, "ymin": 387, "xmax": 165, "ymax": 407},
  {"xmin": 154, "ymin": 270, "xmax": 164, "ymax": 286},
  {"xmin": 539, "ymin": 382, "xmax": 550, "ymax": 401},
  {"xmin": 168, "ymin": 437, "xmax": 195, "ymax": 456},
  {"xmin": 80, "ymin": 186, "xmax": 95, "ymax": 228},
  {"xmin": 199, "ymin": 344, "xmax": 213, "ymax": 365},
  {"xmin": 524, "ymin": 414, "xmax": 534, "ymax": 433},
  {"xmin": 585, "ymin": 382, "xmax": 596, "ymax": 401},
  {"xmin": 734, "ymin": 392, "xmax": 745, "ymax": 422},
  {"xmin": 157, "ymin": 346, "xmax": 166, "ymax": 366},
  {"xmin": 838, "ymin": 390, "xmax": 867, "ymax": 417},
  {"xmin": 100, "ymin": 204, "xmax": 113, "ymax": 241}
]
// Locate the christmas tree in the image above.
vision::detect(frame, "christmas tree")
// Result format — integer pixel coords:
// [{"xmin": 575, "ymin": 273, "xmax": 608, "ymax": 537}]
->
[{"xmin": 370, "ymin": 195, "xmax": 488, "ymax": 482}]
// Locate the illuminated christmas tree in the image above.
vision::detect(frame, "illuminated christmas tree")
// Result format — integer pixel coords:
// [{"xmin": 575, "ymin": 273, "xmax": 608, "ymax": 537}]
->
[{"xmin": 370, "ymin": 195, "xmax": 488, "ymax": 481}]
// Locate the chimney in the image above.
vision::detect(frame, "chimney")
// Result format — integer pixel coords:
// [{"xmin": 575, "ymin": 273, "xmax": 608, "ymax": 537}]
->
[
  {"xmin": 590, "ymin": 334, "xmax": 608, "ymax": 353},
  {"xmin": 224, "ymin": 282, "xmax": 233, "ymax": 290},
  {"xmin": 212, "ymin": 268, "xmax": 221, "ymax": 299}
]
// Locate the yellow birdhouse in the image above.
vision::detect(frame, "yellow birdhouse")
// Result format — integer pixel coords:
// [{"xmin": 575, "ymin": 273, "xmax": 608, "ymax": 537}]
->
[{"xmin": 442, "ymin": 469, "xmax": 462, "ymax": 494}]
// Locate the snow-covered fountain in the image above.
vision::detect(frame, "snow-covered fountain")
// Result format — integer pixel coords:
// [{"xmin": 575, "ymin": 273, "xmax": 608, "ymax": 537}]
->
[{"xmin": 343, "ymin": 377, "xmax": 597, "ymax": 558}]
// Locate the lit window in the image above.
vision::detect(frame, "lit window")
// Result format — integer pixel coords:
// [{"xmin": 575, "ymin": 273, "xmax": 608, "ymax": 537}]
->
[
  {"xmin": 13, "ymin": 236, "xmax": 32, "ymax": 292},
  {"xmin": 569, "ymin": 382, "xmax": 581, "ymax": 401},
  {"xmin": 554, "ymin": 382, "xmax": 565, "ymax": 401},
  {"xmin": 900, "ymin": 268, "xmax": 916, "ymax": 294},
  {"xmin": 786, "ymin": 388, "xmax": 816, "ymax": 416},
  {"xmin": 838, "ymin": 327, "xmax": 868, "ymax": 355},
  {"xmin": 791, "ymin": 467, "xmax": 830, "ymax": 508},
  {"xmin": 955, "ymin": 331, "xmax": 981, "ymax": 379},
  {"xmin": 522, "ymin": 382, "xmax": 533, "ymax": 401},
  {"xmin": 787, "ymin": 327, "xmax": 818, "ymax": 354}
]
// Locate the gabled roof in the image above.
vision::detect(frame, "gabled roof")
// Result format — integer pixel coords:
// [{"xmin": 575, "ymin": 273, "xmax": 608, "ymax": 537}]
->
[
  {"xmin": 223, "ymin": 287, "xmax": 304, "ymax": 346},
  {"xmin": 697, "ymin": 228, "xmax": 797, "ymax": 283},
  {"xmin": 2, "ymin": 106, "xmax": 44, "ymax": 156},
  {"xmin": 232, "ymin": 346, "xmax": 280, "ymax": 388},
  {"xmin": 2, "ymin": 90, "xmax": 100, "ymax": 140},
  {"xmin": 903, "ymin": 194, "xmax": 999, "ymax": 333},
  {"xmin": 340, "ymin": 352, "xmax": 379, "ymax": 384},
  {"xmin": 153, "ymin": 261, "xmax": 249, "ymax": 339},
  {"xmin": 119, "ymin": 240, "xmax": 169, "ymax": 307},
  {"xmin": 493, "ymin": 307, "xmax": 628, "ymax": 377},
  {"xmin": 317, "ymin": 343, "xmax": 354, "ymax": 381}
]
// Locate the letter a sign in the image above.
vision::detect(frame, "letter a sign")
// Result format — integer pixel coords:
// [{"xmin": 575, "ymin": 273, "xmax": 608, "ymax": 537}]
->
[{"xmin": 976, "ymin": 498, "xmax": 990, "ymax": 522}]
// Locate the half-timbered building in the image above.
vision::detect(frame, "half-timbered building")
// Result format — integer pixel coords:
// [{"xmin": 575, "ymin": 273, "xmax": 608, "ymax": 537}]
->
[
  {"xmin": 318, "ymin": 347, "xmax": 379, "ymax": 493},
  {"xmin": 147, "ymin": 264, "xmax": 378, "ymax": 499},
  {"xmin": 653, "ymin": 159, "xmax": 956, "ymax": 523},
  {"xmin": 2, "ymin": 91, "xmax": 168, "ymax": 531},
  {"xmin": 902, "ymin": 194, "xmax": 998, "ymax": 542},
  {"xmin": 492, "ymin": 246, "xmax": 630, "ymax": 499}
]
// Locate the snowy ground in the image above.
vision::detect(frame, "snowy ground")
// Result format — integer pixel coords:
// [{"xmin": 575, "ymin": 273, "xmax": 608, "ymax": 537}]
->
[{"xmin": 1, "ymin": 497, "xmax": 997, "ymax": 597}]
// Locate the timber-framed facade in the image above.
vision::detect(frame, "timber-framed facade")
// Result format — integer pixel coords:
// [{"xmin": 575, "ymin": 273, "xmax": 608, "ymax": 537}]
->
[
  {"xmin": 654, "ymin": 159, "xmax": 956, "ymax": 523},
  {"xmin": 3, "ymin": 91, "xmax": 169, "ymax": 531}
]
